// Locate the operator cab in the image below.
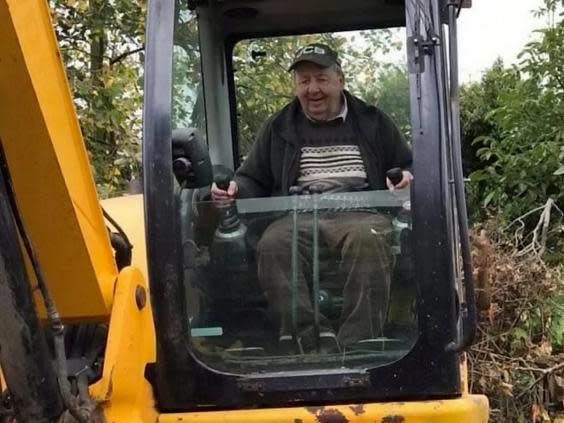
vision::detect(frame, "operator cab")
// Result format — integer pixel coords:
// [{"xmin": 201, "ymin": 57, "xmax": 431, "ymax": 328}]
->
[{"xmin": 144, "ymin": 0, "xmax": 474, "ymax": 411}]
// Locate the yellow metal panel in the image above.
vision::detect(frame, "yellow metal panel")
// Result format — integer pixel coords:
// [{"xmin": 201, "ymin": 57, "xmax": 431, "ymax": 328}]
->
[
  {"xmin": 101, "ymin": 194, "xmax": 147, "ymax": 280},
  {"xmin": 460, "ymin": 354, "xmax": 469, "ymax": 394},
  {"xmin": 90, "ymin": 266, "xmax": 157, "ymax": 423},
  {"xmin": 0, "ymin": 0, "xmax": 116, "ymax": 319},
  {"xmin": 160, "ymin": 396, "xmax": 489, "ymax": 423},
  {"xmin": 81, "ymin": 246, "xmax": 486, "ymax": 423}
]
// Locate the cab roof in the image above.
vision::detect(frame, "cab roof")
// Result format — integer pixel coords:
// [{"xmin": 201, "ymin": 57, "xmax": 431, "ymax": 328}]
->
[{"xmin": 212, "ymin": 0, "xmax": 406, "ymax": 39}]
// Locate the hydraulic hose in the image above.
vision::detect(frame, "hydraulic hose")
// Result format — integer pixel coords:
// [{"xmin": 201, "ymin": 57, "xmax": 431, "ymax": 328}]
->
[{"xmin": 0, "ymin": 146, "xmax": 94, "ymax": 422}]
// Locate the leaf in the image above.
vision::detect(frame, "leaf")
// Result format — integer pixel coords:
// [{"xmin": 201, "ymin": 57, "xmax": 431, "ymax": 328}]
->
[
  {"xmin": 553, "ymin": 166, "xmax": 564, "ymax": 176},
  {"xmin": 483, "ymin": 191, "xmax": 495, "ymax": 208}
]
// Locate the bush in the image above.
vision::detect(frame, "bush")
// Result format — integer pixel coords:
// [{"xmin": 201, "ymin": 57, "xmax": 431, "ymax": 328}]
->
[
  {"xmin": 469, "ymin": 223, "xmax": 564, "ymax": 423},
  {"xmin": 462, "ymin": 3, "xmax": 564, "ymax": 258}
]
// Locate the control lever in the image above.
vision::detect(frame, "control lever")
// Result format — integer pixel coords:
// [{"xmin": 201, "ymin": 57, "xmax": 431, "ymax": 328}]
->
[
  {"xmin": 215, "ymin": 175, "xmax": 230, "ymax": 191},
  {"xmin": 213, "ymin": 167, "xmax": 242, "ymax": 234},
  {"xmin": 386, "ymin": 167, "xmax": 404, "ymax": 187},
  {"xmin": 211, "ymin": 166, "xmax": 247, "ymax": 270}
]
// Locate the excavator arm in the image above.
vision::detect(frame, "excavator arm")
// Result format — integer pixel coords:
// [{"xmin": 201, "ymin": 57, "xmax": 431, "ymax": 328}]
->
[
  {"xmin": 0, "ymin": 0, "xmax": 117, "ymax": 321},
  {"xmin": 0, "ymin": 2, "xmax": 157, "ymax": 422}
]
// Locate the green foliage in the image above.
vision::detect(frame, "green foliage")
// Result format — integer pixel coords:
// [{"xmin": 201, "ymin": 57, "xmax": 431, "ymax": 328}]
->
[
  {"xmin": 368, "ymin": 65, "xmax": 410, "ymax": 139},
  {"xmin": 548, "ymin": 289, "xmax": 564, "ymax": 351},
  {"xmin": 172, "ymin": 6, "xmax": 204, "ymax": 131},
  {"xmin": 50, "ymin": 0, "xmax": 145, "ymax": 196},
  {"xmin": 342, "ymin": 30, "xmax": 409, "ymax": 139},
  {"xmin": 460, "ymin": 59, "xmax": 507, "ymax": 176},
  {"xmin": 461, "ymin": 62, "xmax": 520, "ymax": 221},
  {"xmin": 53, "ymin": 2, "xmax": 409, "ymax": 190},
  {"xmin": 464, "ymin": 1, "xmax": 564, "ymax": 242},
  {"xmin": 234, "ymin": 36, "xmax": 316, "ymax": 155}
]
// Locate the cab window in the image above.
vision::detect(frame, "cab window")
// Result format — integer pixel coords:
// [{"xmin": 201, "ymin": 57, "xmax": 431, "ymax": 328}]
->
[{"xmin": 182, "ymin": 30, "xmax": 418, "ymax": 375}]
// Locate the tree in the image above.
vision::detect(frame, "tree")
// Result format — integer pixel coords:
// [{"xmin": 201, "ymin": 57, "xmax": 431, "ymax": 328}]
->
[
  {"xmin": 172, "ymin": 3, "xmax": 204, "ymax": 131},
  {"xmin": 460, "ymin": 59, "xmax": 507, "ymax": 176},
  {"xmin": 51, "ymin": 2, "xmax": 408, "ymax": 190},
  {"xmin": 468, "ymin": 0, "xmax": 564, "ymax": 229},
  {"xmin": 459, "ymin": 61, "xmax": 520, "ymax": 220},
  {"xmin": 50, "ymin": 0, "xmax": 145, "ymax": 196},
  {"xmin": 342, "ymin": 30, "xmax": 409, "ymax": 139},
  {"xmin": 369, "ymin": 65, "xmax": 410, "ymax": 139}
]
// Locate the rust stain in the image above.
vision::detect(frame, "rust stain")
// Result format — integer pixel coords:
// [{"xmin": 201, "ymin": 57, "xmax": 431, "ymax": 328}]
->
[
  {"xmin": 306, "ymin": 406, "xmax": 325, "ymax": 415},
  {"xmin": 349, "ymin": 404, "xmax": 365, "ymax": 416},
  {"xmin": 306, "ymin": 407, "xmax": 350, "ymax": 423},
  {"xmin": 294, "ymin": 420, "xmax": 303, "ymax": 423},
  {"xmin": 381, "ymin": 416, "xmax": 405, "ymax": 423}
]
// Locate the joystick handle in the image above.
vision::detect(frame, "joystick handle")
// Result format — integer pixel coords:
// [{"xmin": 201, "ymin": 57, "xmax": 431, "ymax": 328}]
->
[
  {"xmin": 215, "ymin": 175, "xmax": 231, "ymax": 191},
  {"xmin": 386, "ymin": 167, "xmax": 404, "ymax": 186}
]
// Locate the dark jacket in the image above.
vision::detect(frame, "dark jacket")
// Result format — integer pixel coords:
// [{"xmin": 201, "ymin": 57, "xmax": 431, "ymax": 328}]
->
[{"xmin": 235, "ymin": 91, "xmax": 412, "ymax": 198}]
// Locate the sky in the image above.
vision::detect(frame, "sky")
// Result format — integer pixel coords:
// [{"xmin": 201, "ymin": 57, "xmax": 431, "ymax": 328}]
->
[{"xmin": 457, "ymin": 0, "xmax": 547, "ymax": 81}]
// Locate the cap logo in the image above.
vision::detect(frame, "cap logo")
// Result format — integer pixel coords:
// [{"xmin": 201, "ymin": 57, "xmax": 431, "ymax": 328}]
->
[
  {"xmin": 288, "ymin": 43, "xmax": 339, "ymax": 72},
  {"xmin": 299, "ymin": 46, "xmax": 327, "ymax": 56}
]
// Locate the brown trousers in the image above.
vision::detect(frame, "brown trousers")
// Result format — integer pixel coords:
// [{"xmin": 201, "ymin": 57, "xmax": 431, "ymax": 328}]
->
[{"xmin": 257, "ymin": 211, "xmax": 392, "ymax": 346}]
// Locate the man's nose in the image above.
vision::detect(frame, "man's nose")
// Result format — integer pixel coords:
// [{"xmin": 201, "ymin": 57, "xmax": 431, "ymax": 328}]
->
[{"xmin": 307, "ymin": 80, "xmax": 320, "ymax": 94}]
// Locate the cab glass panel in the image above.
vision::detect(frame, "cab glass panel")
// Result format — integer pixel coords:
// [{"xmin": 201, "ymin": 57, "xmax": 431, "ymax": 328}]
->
[{"xmin": 173, "ymin": 28, "xmax": 419, "ymax": 374}]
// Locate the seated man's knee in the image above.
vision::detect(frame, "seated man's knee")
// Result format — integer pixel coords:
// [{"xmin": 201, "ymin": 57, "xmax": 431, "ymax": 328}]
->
[
  {"xmin": 257, "ymin": 219, "xmax": 292, "ymax": 254},
  {"xmin": 342, "ymin": 217, "xmax": 391, "ymax": 256}
]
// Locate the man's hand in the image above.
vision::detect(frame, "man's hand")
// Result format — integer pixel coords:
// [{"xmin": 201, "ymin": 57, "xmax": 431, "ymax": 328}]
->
[
  {"xmin": 386, "ymin": 170, "xmax": 413, "ymax": 191},
  {"xmin": 211, "ymin": 180, "xmax": 238, "ymax": 202}
]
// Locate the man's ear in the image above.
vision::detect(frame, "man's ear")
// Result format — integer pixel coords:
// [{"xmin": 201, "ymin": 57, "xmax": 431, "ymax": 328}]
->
[{"xmin": 338, "ymin": 73, "xmax": 345, "ymax": 88}]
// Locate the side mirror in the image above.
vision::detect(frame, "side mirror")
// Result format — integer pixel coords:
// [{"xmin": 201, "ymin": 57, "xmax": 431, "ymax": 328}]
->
[{"xmin": 172, "ymin": 128, "xmax": 213, "ymax": 188}]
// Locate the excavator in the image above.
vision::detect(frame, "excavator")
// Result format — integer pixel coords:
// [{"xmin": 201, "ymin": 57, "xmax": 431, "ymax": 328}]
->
[{"xmin": 0, "ymin": 0, "xmax": 489, "ymax": 421}]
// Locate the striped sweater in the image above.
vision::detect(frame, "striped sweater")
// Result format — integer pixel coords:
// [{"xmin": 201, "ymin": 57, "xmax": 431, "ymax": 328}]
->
[{"xmin": 296, "ymin": 113, "xmax": 368, "ymax": 193}]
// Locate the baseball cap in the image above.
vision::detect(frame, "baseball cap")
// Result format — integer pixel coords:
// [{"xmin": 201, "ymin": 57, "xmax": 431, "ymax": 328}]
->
[{"xmin": 288, "ymin": 43, "xmax": 341, "ymax": 71}]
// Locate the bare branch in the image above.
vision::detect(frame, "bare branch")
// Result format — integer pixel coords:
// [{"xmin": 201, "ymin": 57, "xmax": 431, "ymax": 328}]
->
[{"xmin": 110, "ymin": 46, "xmax": 144, "ymax": 66}]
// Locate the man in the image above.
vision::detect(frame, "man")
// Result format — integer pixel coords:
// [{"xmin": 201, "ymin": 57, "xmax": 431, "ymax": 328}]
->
[{"xmin": 212, "ymin": 43, "xmax": 412, "ymax": 353}]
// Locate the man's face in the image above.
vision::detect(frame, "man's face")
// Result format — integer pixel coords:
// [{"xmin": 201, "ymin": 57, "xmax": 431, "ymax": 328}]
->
[{"xmin": 293, "ymin": 62, "xmax": 344, "ymax": 122}]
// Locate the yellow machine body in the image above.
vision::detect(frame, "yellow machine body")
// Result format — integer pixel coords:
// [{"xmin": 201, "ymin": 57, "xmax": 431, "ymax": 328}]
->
[
  {"xmin": 160, "ymin": 398, "xmax": 489, "ymax": 423},
  {"xmin": 0, "ymin": 0, "xmax": 489, "ymax": 422}
]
